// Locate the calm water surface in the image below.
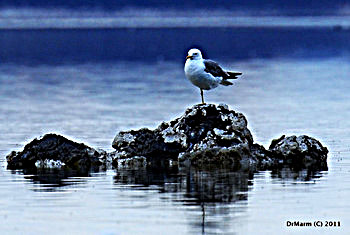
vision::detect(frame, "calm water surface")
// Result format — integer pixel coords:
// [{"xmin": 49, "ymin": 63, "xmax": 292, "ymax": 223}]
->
[{"xmin": 1, "ymin": 57, "xmax": 349, "ymax": 234}]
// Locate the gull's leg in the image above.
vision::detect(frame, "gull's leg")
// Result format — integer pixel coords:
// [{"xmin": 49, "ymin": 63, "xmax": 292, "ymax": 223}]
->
[{"xmin": 200, "ymin": 89, "xmax": 205, "ymax": 104}]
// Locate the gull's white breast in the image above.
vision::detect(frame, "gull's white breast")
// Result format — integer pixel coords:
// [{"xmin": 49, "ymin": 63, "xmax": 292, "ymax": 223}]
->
[{"xmin": 184, "ymin": 59, "xmax": 221, "ymax": 90}]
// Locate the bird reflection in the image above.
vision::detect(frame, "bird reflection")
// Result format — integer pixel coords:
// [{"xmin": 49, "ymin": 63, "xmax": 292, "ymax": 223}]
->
[
  {"xmin": 113, "ymin": 162, "xmax": 327, "ymax": 234},
  {"xmin": 9, "ymin": 159, "xmax": 327, "ymax": 234}
]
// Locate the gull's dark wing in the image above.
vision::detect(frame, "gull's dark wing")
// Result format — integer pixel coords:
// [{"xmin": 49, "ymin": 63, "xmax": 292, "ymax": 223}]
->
[
  {"xmin": 203, "ymin": 59, "xmax": 227, "ymax": 78},
  {"xmin": 204, "ymin": 59, "xmax": 242, "ymax": 79}
]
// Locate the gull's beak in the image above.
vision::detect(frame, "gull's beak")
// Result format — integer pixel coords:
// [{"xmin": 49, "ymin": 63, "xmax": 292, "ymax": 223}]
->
[{"xmin": 186, "ymin": 55, "xmax": 193, "ymax": 60}]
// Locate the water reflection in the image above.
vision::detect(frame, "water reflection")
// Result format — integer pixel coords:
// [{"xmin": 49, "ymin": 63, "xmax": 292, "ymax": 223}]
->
[
  {"xmin": 114, "ymin": 163, "xmax": 327, "ymax": 234},
  {"xmin": 114, "ymin": 166, "xmax": 253, "ymax": 203},
  {"xmin": 182, "ymin": 168, "xmax": 253, "ymax": 203},
  {"xmin": 114, "ymin": 163, "xmax": 327, "ymax": 200},
  {"xmin": 270, "ymin": 164, "xmax": 328, "ymax": 182},
  {"xmin": 114, "ymin": 165, "xmax": 253, "ymax": 234},
  {"xmin": 6, "ymin": 160, "xmax": 328, "ymax": 233},
  {"xmin": 10, "ymin": 166, "xmax": 102, "ymax": 191},
  {"xmin": 10, "ymin": 161, "xmax": 327, "ymax": 194}
]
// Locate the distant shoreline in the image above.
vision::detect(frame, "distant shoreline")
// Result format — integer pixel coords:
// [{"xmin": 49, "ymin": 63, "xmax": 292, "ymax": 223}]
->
[{"xmin": 0, "ymin": 16, "xmax": 349, "ymax": 30}]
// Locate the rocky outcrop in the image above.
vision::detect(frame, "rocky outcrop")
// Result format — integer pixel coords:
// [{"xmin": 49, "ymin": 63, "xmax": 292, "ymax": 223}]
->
[
  {"xmin": 7, "ymin": 104, "xmax": 328, "ymax": 171},
  {"xmin": 112, "ymin": 103, "xmax": 327, "ymax": 169},
  {"xmin": 113, "ymin": 104, "xmax": 253, "ymax": 157},
  {"xmin": 6, "ymin": 134, "xmax": 106, "ymax": 170},
  {"xmin": 268, "ymin": 135, "xmax": 328, "ymax": 165},
  {"xmin": 112, "ymin": 104, "xmax": 267, "ymax": 168}
]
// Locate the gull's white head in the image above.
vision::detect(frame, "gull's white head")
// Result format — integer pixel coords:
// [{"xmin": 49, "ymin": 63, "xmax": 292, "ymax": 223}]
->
[{"xmin": 186, "ymin": 48, "xmax": 203, "ymax": 60}]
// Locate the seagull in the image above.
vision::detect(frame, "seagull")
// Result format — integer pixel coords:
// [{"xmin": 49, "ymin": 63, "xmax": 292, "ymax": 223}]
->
[{"xmin": 184, "ymin": 48, "xmax": 242, "ymax": 104}]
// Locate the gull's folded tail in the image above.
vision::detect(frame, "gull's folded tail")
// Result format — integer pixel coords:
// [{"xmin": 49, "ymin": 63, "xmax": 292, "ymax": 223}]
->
[{"xmin": 226, "ymin": 71, "xmax": 242, "ymax": 79}]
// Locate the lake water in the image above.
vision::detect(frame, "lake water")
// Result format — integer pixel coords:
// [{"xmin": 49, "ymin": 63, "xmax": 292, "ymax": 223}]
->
[{"xmin": 1, "ymin": 16, "xmax": 350, "ymax": 234}]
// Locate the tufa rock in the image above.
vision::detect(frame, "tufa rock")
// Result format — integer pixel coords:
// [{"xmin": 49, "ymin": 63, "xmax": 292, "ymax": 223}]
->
[
  {"xmin": 112, "ymin": 104, "xmax": 328, "ymax": 169},
  {"xmin": 6, "ymin": 104, "xmax": 328, "ymax": 171},
  {"xmin": 268, "ymin": 135, "xmax": 328, "ymax": 165},
  {"xmin": 112, "ymin": 104, "xmax": 264, "ymax": 168},
  {"xmin": 6, "ymin": 133, "xmax": 106, "ymax": 169}
]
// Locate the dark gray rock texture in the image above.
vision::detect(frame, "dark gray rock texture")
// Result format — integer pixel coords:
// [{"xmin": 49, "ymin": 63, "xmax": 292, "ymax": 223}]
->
[
  {"xmin": 112, "ymin": 104, "xmax": 327, "ymax": 169},
  {"xmin": 7, "ymin": 104, "xmax": 328, "ymax": 171},
  {"xmin": 7, "ymin": 133, "xmax": 105, "ymax": 169},
  {"xmin": 268, "ymin": 135, "xmax": 328, "ymax": 165}
]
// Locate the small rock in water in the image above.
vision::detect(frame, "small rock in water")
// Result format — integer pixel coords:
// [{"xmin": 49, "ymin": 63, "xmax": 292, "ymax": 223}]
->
[
  {"xmin": 6, "ymin": 133, "xmax": 105, "ymax": 169},
  {"xmin": 268, "ymin": 135, "xmax": 328, "ymax": 164}
]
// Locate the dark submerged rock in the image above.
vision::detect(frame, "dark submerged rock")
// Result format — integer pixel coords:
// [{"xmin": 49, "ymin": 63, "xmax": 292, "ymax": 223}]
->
[{"xmin": 6, "ymin": 134, "xmax": 105, "ymax": 170}]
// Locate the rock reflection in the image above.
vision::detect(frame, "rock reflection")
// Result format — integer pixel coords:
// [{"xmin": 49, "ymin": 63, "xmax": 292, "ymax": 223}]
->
[
  {"xmin": 114, "ymin": 161, "xmax": 328, "ymax": 234},
  {"xmin": 114, "ymin": 165, "xmax": 253, "ymax": 234},
  {"xmin": 114, "ymin": 162, "xmax": 327, "ymax": 202},
  {"xmin": 11, "ymin": 166, "xmax": 102, "ymax": 191},
  {"xmin": 114, "ymin": 165, "xmax": 253, "ymax": 203},
  {"xmin": 182, "ymin": 168, "xmax": 253, "ymax": 203},
  {"xmin": 7, "ymin": 160, "xmax": 328, "ymax": 233},
  {"xmin": 270, "ymin": 164, "xmax": 328, "ymax": 182},
  {"xmin": 114, "ymin": 165, "xmax": 181, "ymax": 190}
]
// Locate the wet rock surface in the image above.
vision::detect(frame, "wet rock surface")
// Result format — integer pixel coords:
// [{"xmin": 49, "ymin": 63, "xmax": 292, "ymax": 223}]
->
[
  {"xmin": 112, "ymin": 104, "xmax": 258, "ymax": 168},
  {"xmin": 111, "ymin": 104, "xmax": 328, "ymax": 169},
  {"xmin": 6, "ymin": 134, "xmax": 106, "ymax": 170},
  {"xmin": 268, "ymin": 135, "xmax": 328, "ymax": 165},
  {"xmin": 7, "ymin": 104, "xmax": 329, "ymax": 171}
]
